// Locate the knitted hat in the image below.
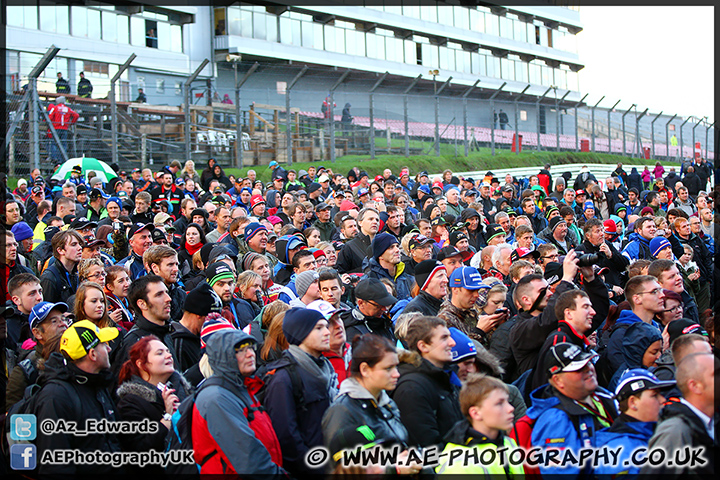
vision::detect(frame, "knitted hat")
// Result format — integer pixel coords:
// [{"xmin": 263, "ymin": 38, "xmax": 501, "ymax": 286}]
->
[
  {"xmin": 649, "ymin": 237, "xmax": 671, "ymax": 257},
  {"xmin": 415, "ymin": 260, "xmax": 446, "ymax": 292},
  {"xmin": 603, "ymin": 219, "xmax": 618, "ymax": 235},
  {"xmin": 449, "ymin": 230, "xmax": 468, "ymax": 247},
  {"xmin": 11, "ymin": 222, "xmax": 33, "ymax": 242},
  {"xmin": 583, "ymin": 201, "xmax": 594, "ymax": 211},
  {"xmin": 484, "ymin": 224, "xmax": 505, "ymax": 243},
  {"xmin": 200, "ymin": 313, "xmax": 236, "ymax": 349},
  {"xmin": 185, "ymin": 282, "xmax": 223, "ymax": 317},
  {"xmin": 295, "ymin": 270, "xmax": 319, "ymax": 299},
  {"xmin": 640, "ymin": 206, "xmax": 654, "ymax": 216},
  {"xmin": 244, "ymin": 222, "xmax": 267, "ymax": 243},
  {"xmin": 282, "ymin": 307, "xmax": 326, "ymax": 345},
  {"xmin": 545, "ymin": 206, "xmax": 559, "ymax": 219},
  {"xmin": 549, "ymin": 216, "xmax": 567, "ymax": 232},
  {"xmin": 372, "ymin": 233, "xmax": 399, "ymax": 261},
  {"xmin": 106, "ymin": 197, "xmax": 122, "ymax": 210},
  {"xmin": 205, "ymin": 262, "xmax": 236, "ymax": 287},
  {"xmin": 241, "ymin": 251, "xmax": 264, "ymax": 272}
]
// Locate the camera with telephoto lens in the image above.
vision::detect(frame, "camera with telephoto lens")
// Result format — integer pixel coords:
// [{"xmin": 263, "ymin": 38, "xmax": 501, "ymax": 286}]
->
[{"xmin": 577, "ymin": 252, "xmax": 606, "ymax": 267}]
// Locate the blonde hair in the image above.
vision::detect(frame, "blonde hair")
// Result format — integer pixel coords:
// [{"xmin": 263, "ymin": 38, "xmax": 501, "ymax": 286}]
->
[
  {"xmin": 74, "ymin": 282, "xmax": 112, "ymax": 328},
  {"xmin": 78, "ymin": 258, "xmax": 105, "ymax": 283}
]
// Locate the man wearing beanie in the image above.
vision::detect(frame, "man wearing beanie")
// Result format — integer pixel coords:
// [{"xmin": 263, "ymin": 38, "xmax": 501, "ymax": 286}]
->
[
  {"xmin": 538, "ymin": 215, "xmax": 576, "ymax": 255},
  {"xmin": 262, "ymin": 307, "xmax": 337, "ymax": 477},
  {"xmin": 365, "ymin": 232, "xmax": 414, "ymax": 301},
  {"xmin": 206, "ymin": 262, "xmax": 263, "ymax": 345},
  {"xmin": 403, "ymin": 260, "xmax": 449, "ymax": 316},
  {"xmin": 97, "ymin": 196, "xmax": 122, "ymax": 228},
  {"xmin": 237, "ymin": 222, "xmax": 278, "ymax": 271},
  {"xmin": 171, "ymin": 282, "xmax": 223, "ymax": 373},
  {"xmin": 288, "ymin": 270, "xmax": 321, "ymax": 308}
]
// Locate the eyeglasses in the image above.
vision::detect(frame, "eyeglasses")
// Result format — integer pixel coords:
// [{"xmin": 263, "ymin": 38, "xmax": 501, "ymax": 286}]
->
[
  {"xmin": 636, "ymin": 288, "xmax": 663, "ymax": 296},
  {"xmin": 367, "ymin": 300, "xmax": 388, "ymax": 311},
  {"xmin": 541, "ymin": 254, "xmax": 559, "ymax": 260},
  {"xmin": 87, "ymin": 271, "xmax": 107, "ymax": 280},
  {"xmin": 664, "ymin": 305, "xmax": 683, "ymax": 313},
  {"xmin": 235, "ymin": 343, "xmax": 257, "ymax": 354}
]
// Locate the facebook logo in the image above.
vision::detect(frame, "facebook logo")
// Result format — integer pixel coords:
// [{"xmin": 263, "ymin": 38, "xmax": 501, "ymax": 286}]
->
[
  {"xmin": 10, "ymin": 444, "xmax": 37, "ymax": 470},
  {"xmin": 10, "ymin": 414, "xmax": 36, "ymax": 441}
]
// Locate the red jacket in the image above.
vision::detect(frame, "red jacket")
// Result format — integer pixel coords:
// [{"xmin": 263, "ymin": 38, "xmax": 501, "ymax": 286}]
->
[{"xmin": 47, "ymin": 103, "xmax": 79, "ymax": 130}]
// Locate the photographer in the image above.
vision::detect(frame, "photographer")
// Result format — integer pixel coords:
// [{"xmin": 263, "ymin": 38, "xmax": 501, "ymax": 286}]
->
[{"xmin": 575, "ymin": 218, "xmax": 629, "ymax": 289}]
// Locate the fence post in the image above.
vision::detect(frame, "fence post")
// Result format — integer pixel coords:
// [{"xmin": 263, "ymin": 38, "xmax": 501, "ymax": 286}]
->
[
  {"xmin": 110, "ymin": 54, "xmax": 136, "ymax": 168},
  {"xmin": 608, "ymin": 100, "xmax": 621, "ymax": 154},
  {"xmin": 557, "ymin": 91, "xmax": 569, "ymax": 152},
  {"xmin": 235, "ymin": 62, "xmax": 259, "ymax": 170},
  {"xmin": 462, "ymin": 80, "xmax": 479, "ymax": 157},
  {"xmin": 692, "ymin": 119, "xmax": 700, "ymax": 160},
  {"xmin": 621, "ymin": 104, "xmax": 635, "ymax": 157},
  {"xmin": 706, "ymin": 122, "xmax": 714, "ymax": 160},
  {"xmin": 680, "ymin": 116, "xmax": 691, "ymax": 162},
  {"xmin": 28, "ymin": 78, "xmax": 40, "ymax": 171},
  {"xmin": 141, "ymin": 134, "xmax": 147, "ymax": 169},
  {"xmin": 635, "ymin": 108, "xmax": 648, "ymax": 159},
  {"xmin": 514, "ymin": 85, "xmax": 530, "ymax": 156},
  {"xmin": 489, "ymin": 82, "xmax": 506, "ymax": 156},
  {"xmin": 574, "ymin": 94, "xmax": 588, "ymax": 152},
  {"xmin": 665, "ymin": 114, "xmax": 677, "ymax": 160},
  {"xmin": 329, "ymin": 69, "xmax": 351, "ymax": 164},
  {"xmin": 536, "ymin": 87, "xmax": 552, "ymax": 152},
  {"xmin": 184, "ymin": 59, "xmax": 210, "ymax": 163},
  {"xmin": 403, "ymin": 75, "xmax": 421, "ymax": 158},
  {"xmin": 590, "ymin": 96, "xmax": 604, "ymax": 152},
  {"xmin": 651, "ymin": 111, "xmax": 663, "ymax": 159},
  {"xmin": 9, "ymin": 136, "xmax": 15, "ymax": 177},
  {"xmin": 369, "ymin": 72, "xmax": 388, "ymax": 160},
  {"xmin": 286, "ymin": 66, "xmax": 308, "ymax": 166}
]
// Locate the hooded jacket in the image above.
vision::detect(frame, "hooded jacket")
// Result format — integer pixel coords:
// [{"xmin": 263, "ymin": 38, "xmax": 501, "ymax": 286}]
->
[
  {"xmin": 272, "ymin": 235, "xmax": 300, "ymax": 286},
  {"xmin": 170, "ymin": 320, "xmax": 202, "ymax": 374},
  {"xmin": 35, "ymin": 353, "xmax": 124, "ymax": 475},
  {"xmin": 640, "ymin": 399, "xmax": 717, "ymax": 478},
  {"xmin": 390, "ymin": 350, "xmax": 463, "ymax": 448},
  {"xmin": 193, "ymin": 329, "xmax": 286, "ymax": 476},
  {"xmin": 436, "ymin": 420, "xmax": 524, "ymax": 477},
  {"xmin": 322, "ymin": 377, "xmax": 408, "ymax": 453},
  {"xmin": 621, "ymin": 232, "xmax": 653, "ymax": 261},
  {"xmin": 595, "ymin": 414, "xmax": 656, "ymax": 478},
  {"xmin": 528, "ymin": 383, "xmax": 617, "ymax": 477},
  {"xmin": 627, "ymin": 168, "xmax": 643, "ymax": 191},
  {"xmin": 598, "ymin": 310, "xmax": 661, "ymax": 386},
  {"xmin": 608, "ymin": 321, "xmax": 662, "ymax": 391},
  {"xmin": 673, "ymin": 231, "xmax": 711, "ymax": 282},
  {"xmin": 364, "ymin": 257, "xmax": 414, "ymax": 301}
]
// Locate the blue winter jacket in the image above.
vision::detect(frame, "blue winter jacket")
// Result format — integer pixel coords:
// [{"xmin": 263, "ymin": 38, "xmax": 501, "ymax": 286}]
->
[
  {"xmin": 608, "ymin": 322, "xmax": 663, "ymax": 391},
  {"xmin": 363, "ymin": 257, "xmax": 415, "ymax": 301},
  {"xmin": 601, "ymin": 310, "xmax": 661, "ymax": 382},
  {"xmin": 621, "ymin": 232, "xmax": 653, "ymax": 261},
  {"xmin": 529, "ymin": 383, "xmax": 617, "ymax": 478},
  {"xmin": 594, "ymin": 414, "xmax": 655, "ymax": 478}
]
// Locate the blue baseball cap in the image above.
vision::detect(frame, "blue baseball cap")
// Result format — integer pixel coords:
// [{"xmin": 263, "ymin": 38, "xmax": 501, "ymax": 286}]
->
[
  {"xmin": 358, "ymin": 188, "xmax": 369, "ymax": 197},
  {"xmin": 614, "ymin": 368, "xmax": 675, "ymax": 401},
  {"xmin": 448, "ymin": 266, "xmax": 488, "ymax": 290},
  {"xmin": 29, "ymin": 301, "xmax": 68, "ymax": 330},
  {"xmin": 449, "ymin": 328, "xmax": 477, "ymax": 363},
  {"xmin": 418, "ymin": 185, "xmax": 431, "ymax": 195}
]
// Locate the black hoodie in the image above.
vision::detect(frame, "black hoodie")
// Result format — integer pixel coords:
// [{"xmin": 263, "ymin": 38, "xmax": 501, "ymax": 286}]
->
[{"xmin": 35, "ymin": 353, "xmax": 124, "ymax": 475}]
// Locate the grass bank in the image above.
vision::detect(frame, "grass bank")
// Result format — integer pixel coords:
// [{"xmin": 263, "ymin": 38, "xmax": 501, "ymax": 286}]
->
[{"xmin": 225, "ymin": 151, "xmax": 679, "ymax": 183}]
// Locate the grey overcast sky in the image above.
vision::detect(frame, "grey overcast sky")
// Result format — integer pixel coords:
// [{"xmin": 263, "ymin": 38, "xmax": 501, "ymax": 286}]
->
[{"xmin": 577, "ymin": 6, "xmax": 713, "ymax": 124}]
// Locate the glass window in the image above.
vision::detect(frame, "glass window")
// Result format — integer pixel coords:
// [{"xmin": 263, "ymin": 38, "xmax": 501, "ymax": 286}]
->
[
  {"xmin": 130, "ymin": 16, "xmax": 144, "ymax": 46},
  {"xmin": 345, "ymin": 28, "xmax": 357, "ymax": 56},
  {"xmin": 567, "ymin": 71, "xmax": 579, "ymax": 91},
  {"xmin": 291, "ymin": 19, "xmax": 301, "ymax": 46},
  {"xmin": 335, "ymin": 24, "xmax": 346, "ymax": 54},
  {"xmin": 385, "ymin": 5, "xmax": 402, "ymax": 16},
  {"xmin": 437, "ymin": 6, "xmax": 452, "ymax": 26},
  {"xmin": 538, "ymin": 25, "xmax": 547, "ymax": 46},
  {"xmin": 403, "ymin": 5, "xmax": 420, "ymax": 19},
  {"xmin": 365, "ymin": 33, "xmax": 376, "ymax": 59},
  {"xmin": 541, "ymin": 65, "xmax": 551, "ymax": 86},
  {"xmin": 471, "ymin": 52, "xmax": 484, "ymax": 76},
  {"xmin": 267, "ymin": 13, "xmax": 278, "ymax": 42},
  {"xmin": 485, "ymin": 13, "xmax": 498, "ymax": 35},
  {"xmin": 214, "ymin": 7, "xmax": 227, "ymax": 35},
  {"xmin": 386, "ymin": 36, "xmax": 401, "ymax": 63},
  {"xmin": 514, "ymin": 19, "xmax": 526, "ymax": 42},
  {"xmin": 72, "ymin": 6, "xmax": 87, "ymax": 37},
  {"xmin": 24, "ymin": 5, "xmax": 38, "ymax": 30},
  {"xmin": 454, "ymin": 6, "xmax": 469, "ymax": 29},
  {"xmin": 500, "ymin": 58, "xmax": 513, "ymax": 81},
  {"xmin": 373, "ymin": 35, "xmax": 386, "ymax": 61},
  {"xmin": 227, "ymin": 7, "xmax": 241, "ymax": 36},
  {"xmin": 157, "ymin": 21, "xmax": 170, "ymax": 50},
  {"xmin": 515, "ymin": 60, "xmax": 528, "ymax": 83},
  {"xmin": 170, "ymin": 25, "xmax": 182, "ymax": 52},
  {"xmin": 529, "ymin": 61, "xmax": 541, "ymax": 84},
  {"xmin": 156, "ymin": 78, "xmax": 164, "ymax": 94},
  {"xmin": 8, "ymin": 6, "xmax": 24, "ymax": 28},
  {"xmin": 40, "ymin": 5, "xmax": 57, "ymax": 33},
  {"xmin": 279, "ymin": 16, "xmax": 292, "ymax": 44},
  {"xmin": 404, "ymin": 39, "xmax": 416, "ymax": 65},
  {"xmin": 421, "ymin": 5, "xmax": 437, "ymax": 23},
  {"xmin": 556, "ymin": 68, "xmax": 566, "ymax": 89},
  {"xmin": 87, "ymin": 8, "xmax": 101, "ymax": 39},
  {"xmin": 254, "ymin": 12, "xmax": 266, "ymax": 40},
  {"xmin": 421, "ymin": 43, "xmax": 437, "ymax": 67},
  {"xmin": 102, "ymin": 11, "xmax": 117, "ymax": 42},
  {"xmin": 499, "ymin": 16, "xmax": 511, "ymax": 39},
  {"xmin": 117, "ymin": 15, "xmax": 129, "ymax": 44},
  {"xmin": 488, "ymin": 56, "xmax": 501, "ymax": 78},
  {"xmin": 241, "ymin": 10, "xmax": 252, "ymax": 38}
]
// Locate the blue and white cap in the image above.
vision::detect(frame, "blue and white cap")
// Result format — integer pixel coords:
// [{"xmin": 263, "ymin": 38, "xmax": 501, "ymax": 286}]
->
[
  {"xmin": 29, "ymin": 301, "xmax": 68, "ymax": 330},
  {"xmin": 449, "ymin": 328, "xmax": 477, "ymax": 363},
  {"xmin": 448, "ymin": 266, "xmax": 488, "ymax": 291},
  {"xmin": 614, "ymin": 368, "xmax": 675, "ymax": 401}
]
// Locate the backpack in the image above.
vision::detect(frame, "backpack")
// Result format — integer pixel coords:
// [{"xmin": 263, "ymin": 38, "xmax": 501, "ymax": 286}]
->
[
  {"xmin": 508, "ymin": 414, "xmax": 541, "ymax": 476},
  {"xmin": 2, "ymin": 379, "xmax": 79, "ymax": 470},
  {"xmin": 255, "ymin": 361, "xmax": 306, "ymax": 412},
  {"xmin": 165, "ymin": 376, "xmax": 282, "ymax": 476}
]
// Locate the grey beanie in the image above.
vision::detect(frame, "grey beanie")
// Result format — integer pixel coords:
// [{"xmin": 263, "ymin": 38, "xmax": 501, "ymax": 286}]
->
[{"xmin": 295, "ymin": 270, "xmax": 319, "ymax": 299}]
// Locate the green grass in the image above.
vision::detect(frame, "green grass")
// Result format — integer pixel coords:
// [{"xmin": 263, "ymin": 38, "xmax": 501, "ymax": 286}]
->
[{"xmin": 224, "ymin": 151, "xmax": 679, "ymax": 183}]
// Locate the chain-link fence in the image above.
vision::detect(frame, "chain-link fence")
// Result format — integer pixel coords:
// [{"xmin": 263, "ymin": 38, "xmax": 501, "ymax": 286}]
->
[{"xmin": 5, "ymin": 54, "xmax": 715, "ymax": 176}]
